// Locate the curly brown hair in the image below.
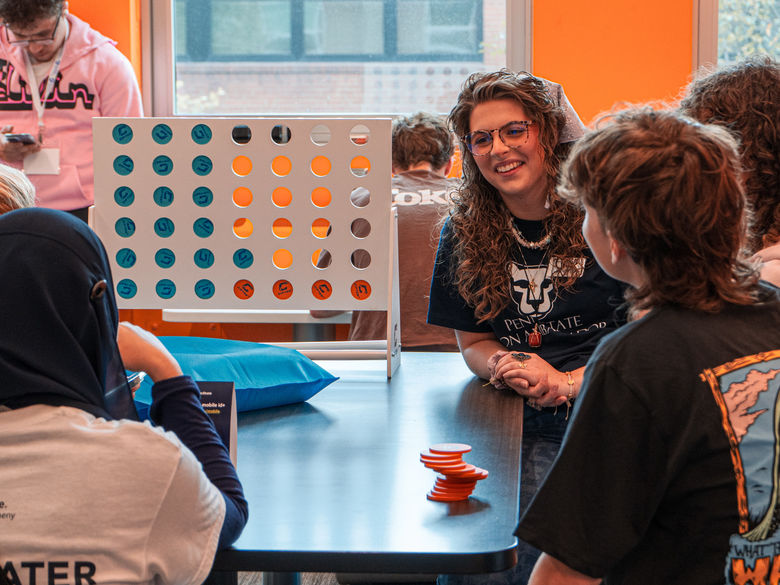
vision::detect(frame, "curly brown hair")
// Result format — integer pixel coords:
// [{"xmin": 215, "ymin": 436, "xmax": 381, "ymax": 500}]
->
[
  {"xmin": 445, "ymin": 69, "xmax": 587, "ymax": 322},
  {"xmin": 679, "ymin": 55, "xmax": 780, "ymax": 253},
  {"xmin": 559, "ymin": 107, "xmax": 759, "ymax": 315},
  {"xmin": 0, "ymin": 0, "xmax": 61, "ymax": 27},
  {"xmin": 392, "ymin": 112, "xmax": 454, "ymax": 171}
]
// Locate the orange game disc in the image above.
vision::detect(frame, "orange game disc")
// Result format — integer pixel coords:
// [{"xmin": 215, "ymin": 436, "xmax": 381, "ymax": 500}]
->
[
  {"xmin": 432, "ymin": 486, "xmax": 475, "ymax": 497},
  {"xmin": 436, "ymin": 474, "xmax": 480, "ymax": 484},
  {"xmin": 427, "ymin": 490, "xmax": 469, "ymax": 502},
  {"xmin": 434, "ymin": 478, "xmax": 477, "ymax": 490},
  {"xmin": 438, "ymin": 463, "xmax": 476, "ymax": 475},
  {"xmin": 420, "ymin": 457, "xmax": 463, "ymax": 467},
  {"xmin": 311, "ymin": 279, "xmax": 333, "ymax": 300},
  {"xmin": 272, "ymin": 279, "xmax": 293, "ymax": 300},
  {"xmin": 430, "ymin": 490, "xmax": 470, "ymax": 501},
  {"xmin": 429, "ymin": 443, "xmax": 472, "ymax": 455},
  {"xmin": 233, "ymin": 279, "xmax": 255, "ymax": 299},
  {"xmin": 445, "ymin": 467, "xmax": 489, "ymax": 481},
  {"xmin": 420, "ymin": 450, "xmax": 463, "ymax": 461},
  {"xmin": 423, "ymin": 461, "xmax": 468, "ymax": 472},
  {"xmin": 431, "ymin": 484, "xmax": 474, "ymax": 496},
  {"xmin": 351, "ymin": 280, "xmax": 371, "ymax": 300},
  {"xmin": 421, "ymin": 459, "xmax": 463, "ymax": 469}
]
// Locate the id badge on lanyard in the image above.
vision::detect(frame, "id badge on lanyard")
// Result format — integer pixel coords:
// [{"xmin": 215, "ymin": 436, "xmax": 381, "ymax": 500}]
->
[{"xmin": 22, "ymin": 45, "xmax": 64, "ymax": 175}]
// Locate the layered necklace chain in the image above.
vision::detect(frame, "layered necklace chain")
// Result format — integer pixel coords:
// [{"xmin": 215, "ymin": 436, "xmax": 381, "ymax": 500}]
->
[
  {"xmin": 509, "ymin": 218, "xmax": 550, "ymax": 348},
  {"xmin": 509, "ymin": 218, "xmax": 551, "ymax": 250}
]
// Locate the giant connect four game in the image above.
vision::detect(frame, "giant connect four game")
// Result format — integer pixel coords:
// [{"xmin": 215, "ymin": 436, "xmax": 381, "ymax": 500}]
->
[{"xmin": 93, "ymin": 118, "xmax": 392, "ymax": 313}]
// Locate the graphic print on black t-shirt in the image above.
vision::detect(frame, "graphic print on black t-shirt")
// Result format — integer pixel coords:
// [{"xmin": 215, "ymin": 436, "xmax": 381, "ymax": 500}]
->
[
  {"xmin": 509, "ymin": 256, "xmax": 585, "ymax": 320},
  {"xmin": 701, "ymin": 351, "xmax": 780, "ymax": 583}
]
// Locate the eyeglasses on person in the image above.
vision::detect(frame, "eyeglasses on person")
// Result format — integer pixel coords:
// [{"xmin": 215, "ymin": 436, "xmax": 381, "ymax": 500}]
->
[
  {"xmin": 462, "ymin": 121, "xmax": 535, "ymax": 156},
  {"xmin": 3, "ymin": 8, "xmax": 63, "ymax": 47}
]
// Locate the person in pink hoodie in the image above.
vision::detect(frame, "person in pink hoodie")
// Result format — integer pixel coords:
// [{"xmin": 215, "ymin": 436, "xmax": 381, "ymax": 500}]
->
[{"xmin": 0, "ymin": 0, "xmax": 143, "ymax": 221}]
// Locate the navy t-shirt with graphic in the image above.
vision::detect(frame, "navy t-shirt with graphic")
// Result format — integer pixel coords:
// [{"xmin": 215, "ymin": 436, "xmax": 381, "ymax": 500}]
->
[{"xmin": 427, "ymin": 217, "xmax": 626, "ymax": 372}]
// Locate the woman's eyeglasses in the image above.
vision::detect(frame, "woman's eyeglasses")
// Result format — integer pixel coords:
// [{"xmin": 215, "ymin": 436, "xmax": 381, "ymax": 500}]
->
[
  {"xmin": 4, "ymin": 9, "xmax": 62, "ymax": 47},
  {"xmin": 462, "ymin": 121, "xmax": 534, "ymax": 156}
]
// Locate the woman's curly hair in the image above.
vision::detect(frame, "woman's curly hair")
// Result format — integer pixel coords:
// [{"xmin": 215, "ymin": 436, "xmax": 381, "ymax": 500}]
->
[
  {"xmin": 446, "ymin": 69, "xmax": 587, "ymax": 322},
  {"xmin": 680, "ymin": 55, "xmax": 780, "ymax": 253}
]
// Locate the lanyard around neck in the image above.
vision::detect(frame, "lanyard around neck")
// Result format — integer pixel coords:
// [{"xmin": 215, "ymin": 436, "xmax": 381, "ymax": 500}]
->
[{"xmin": 23, "ymin": 40, "xmax": 66, "ymax": 142}]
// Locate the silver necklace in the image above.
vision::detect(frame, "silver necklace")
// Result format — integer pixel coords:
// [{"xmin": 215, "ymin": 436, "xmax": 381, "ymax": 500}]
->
[{"xmin": 509, "ymin": 218, "xmax": 551, "ymax": 250}]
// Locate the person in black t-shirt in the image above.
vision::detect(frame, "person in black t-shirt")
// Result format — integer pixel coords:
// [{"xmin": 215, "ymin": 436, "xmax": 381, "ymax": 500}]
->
[
  {"xmin": 428, "ymin": 70, "xmax": 626, "ymax": 585},
  {"xmin": 517, "ymin": 107, "xmax": 780, "ymax": 584}
]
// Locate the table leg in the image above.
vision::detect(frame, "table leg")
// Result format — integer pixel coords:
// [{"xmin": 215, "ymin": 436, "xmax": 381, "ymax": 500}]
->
[
  {"xmin": 204, "ymin": 571, "xmax": 238, "ymax": 585},
  {"xmin": 264, "ymin": 572, "xmax": 301, "ymax": 585}
]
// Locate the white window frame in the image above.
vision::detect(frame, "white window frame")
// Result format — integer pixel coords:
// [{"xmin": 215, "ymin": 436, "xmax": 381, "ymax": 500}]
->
[
  {"xmin": 693, "ymin": 0, "xmax": 718, "ymax": 72},
  {"xmin": 141, "ymin": 0, "xmax": 532, "ymax": 116}
]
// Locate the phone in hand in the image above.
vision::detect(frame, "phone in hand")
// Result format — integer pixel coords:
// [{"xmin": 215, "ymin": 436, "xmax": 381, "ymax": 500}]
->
[
  {"xmin": 126, "ymin": 371, "xmax": 147, "ymax": 392},
  {"xmin": 5, "ymin": 133, "xmax": 37, "ymax": 145}
]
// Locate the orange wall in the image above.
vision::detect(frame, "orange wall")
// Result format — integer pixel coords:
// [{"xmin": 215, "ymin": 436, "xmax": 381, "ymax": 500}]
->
[
  {"xmin": 534, "ymin": 1, "xmax": 694, "ymax": 124},
  {"xmin": 67, "ymin": 0, "xmax": 142, "ymax": 85}
]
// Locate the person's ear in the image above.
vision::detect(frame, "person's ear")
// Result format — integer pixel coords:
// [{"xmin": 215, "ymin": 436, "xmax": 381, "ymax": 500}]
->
[
  {"xmin": 608, "ymin": 232, "xmax": 625, "ymax": 266},
  {"xmin": 443, "ymin": 157, "xmax": 454, "ymax": 177}
]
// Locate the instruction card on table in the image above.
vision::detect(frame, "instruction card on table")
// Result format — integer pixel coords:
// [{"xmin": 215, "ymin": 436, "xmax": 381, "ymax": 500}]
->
[{"xmin": 198, "ymin": 381, "xmax": 237, "ymax": 466}]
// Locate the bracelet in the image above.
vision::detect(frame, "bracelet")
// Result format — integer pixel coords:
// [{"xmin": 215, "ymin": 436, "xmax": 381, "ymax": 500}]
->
[
  {"xmin": 564, "ymin": 371, "xmax": 575, "ymax": 420},
  {"xmin": 565, "ymin": 371, "xmax": 575, "ymax": 401}
]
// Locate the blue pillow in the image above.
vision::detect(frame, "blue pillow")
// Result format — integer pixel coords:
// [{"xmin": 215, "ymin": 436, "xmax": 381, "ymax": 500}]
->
[{"xmin": 133, "ymin": 336, "xmax": 338, "ymax": 419}]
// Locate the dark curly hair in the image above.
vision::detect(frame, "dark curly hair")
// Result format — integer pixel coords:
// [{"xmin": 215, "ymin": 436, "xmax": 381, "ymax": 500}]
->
[
  {"xmin": 0, "ymin": 0, "xmax": 61, "ymax": 27},
  {"xmin": 560, "ymin": 107, "xmax": 759, "ymax": 315},
  {"xmin": 446, "ymin": 69, "xmax": 586, "ymax": 322},
  {"xmin": 679, "ymin": 55, "xmax": 780, "ymax": 253},
  {"xmin": 392, "ymin": 112, "xmax": 454, "ymax": 171}
]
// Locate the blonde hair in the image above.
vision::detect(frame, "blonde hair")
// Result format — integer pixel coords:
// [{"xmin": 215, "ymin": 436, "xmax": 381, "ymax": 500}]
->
[{"xmin": 0, "ymin": 164, "xmax": 35, "ymax": 215}]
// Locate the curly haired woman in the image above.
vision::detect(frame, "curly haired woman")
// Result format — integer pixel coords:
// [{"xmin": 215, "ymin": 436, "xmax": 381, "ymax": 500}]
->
[
  {"xmin": 680, "ymin": 55, "xmax": 780, "ymax": 285},
  {"xmin": 428, "ymin": 70, "xmax": 626, "ymax": 585}
]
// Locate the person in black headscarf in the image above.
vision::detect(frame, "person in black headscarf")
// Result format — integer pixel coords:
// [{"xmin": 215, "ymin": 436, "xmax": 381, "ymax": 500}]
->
[{"xmin": 0, "ymin": 208, "xmax": 247, "ymax": 585}]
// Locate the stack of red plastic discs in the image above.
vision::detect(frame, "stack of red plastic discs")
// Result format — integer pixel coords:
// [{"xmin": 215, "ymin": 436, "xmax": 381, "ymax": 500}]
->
[{"xmin": 420, "ymin": 443, "xmax": 488, "ymax": 502}]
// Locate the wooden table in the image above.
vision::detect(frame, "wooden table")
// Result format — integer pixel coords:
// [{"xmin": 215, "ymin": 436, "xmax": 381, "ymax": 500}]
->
[{"xmin": 210, "ymin": 352, "xmax": 524, "ymax": 584}]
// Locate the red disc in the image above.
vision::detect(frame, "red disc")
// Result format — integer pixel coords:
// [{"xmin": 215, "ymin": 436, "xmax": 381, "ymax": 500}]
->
[
  {"xmin": 423, "ymin": 461, "xmax": 468, "ymax": 472},
  {"xmin": 439, "ymin": 463, "xmax": 476, "ymax": 475},
  {"xmin": 420, "ymin": 455, "xmax": 462, "ymax": 465},
  {"xmin": 433, "ymin": 483, "xmax": 476, "ymax": 495},
  {"xmin": 420, "ymin": 449, "xmax": 464, "ymax": 461},
  {"xmin": 429, "ymin": 443, "xmax": 472, "ymax": 455},
  {"xmin": 436, "ymin": 478, "xmax": 478, "ymax": 489},
  {"xmin": 427, "ymin": 491, "xmax": 469, "ymax": 502},
  {"xmin": 444, "ymin": 467, "xmax": 488, "ymax": 480},
  {"xmin": 442, "ymin": 466, "xmax": 489, "ymax": 481},
  {"xmin": 436, "ymin": 474, "xmax": 480, "ymax": 484}
]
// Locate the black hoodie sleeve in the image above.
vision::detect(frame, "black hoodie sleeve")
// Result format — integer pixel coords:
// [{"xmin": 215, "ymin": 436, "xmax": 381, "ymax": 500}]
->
[{"xmin": 149, "ymin": 375, "xmax": 248, "ymax": 548}]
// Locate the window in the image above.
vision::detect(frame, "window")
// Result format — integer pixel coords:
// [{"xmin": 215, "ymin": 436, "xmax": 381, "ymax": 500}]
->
[
  {"xmin": 717, "ymin": 0, "xmax": 778, "ymax": 64},
  {"xmin": 146, "ymin": 0, "xmax": 529, "ymax": 115},
  {"xmin": 176, "ymin": 0, "xmax": 483, "ymax": 61},
  {"xmin": 695, "ymin": 0, "xmax": 778, "ymax": 68}
]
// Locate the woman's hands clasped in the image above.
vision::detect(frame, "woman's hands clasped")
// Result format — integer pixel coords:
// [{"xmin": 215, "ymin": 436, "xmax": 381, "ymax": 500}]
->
[{"xmin": 487, "ymin": 350, "xmax": 571, "ymax": 409}]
